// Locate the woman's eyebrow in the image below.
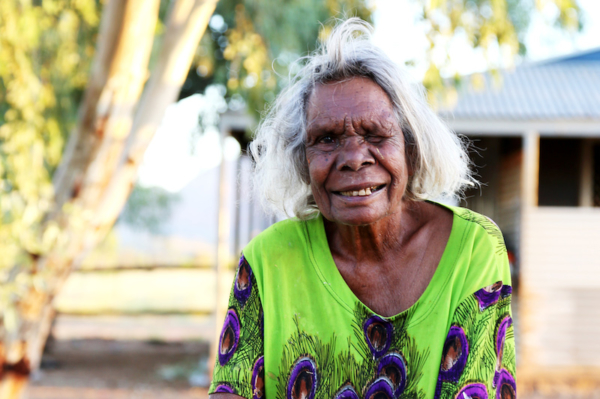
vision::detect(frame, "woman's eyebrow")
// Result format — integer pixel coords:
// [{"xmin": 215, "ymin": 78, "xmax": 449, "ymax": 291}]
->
[
  {"xmin": 355, "ymin": 116, "xmax": 397, "ymax": 134},
  {"xmin": 306, "ymin": 118, "xmax": 344, "ymax": 133}
]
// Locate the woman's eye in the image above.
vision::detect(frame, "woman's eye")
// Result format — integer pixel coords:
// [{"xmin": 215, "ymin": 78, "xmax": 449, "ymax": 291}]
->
[
  {"xmin": 366, "ymin": 134, "xmax": 384, "ymax": 144},
  {"xmin": 319, "ymin": 135, "xmax": 335, "ymax": 144}
]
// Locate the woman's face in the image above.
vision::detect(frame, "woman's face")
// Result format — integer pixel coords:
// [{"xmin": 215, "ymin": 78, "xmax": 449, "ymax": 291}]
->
[{"xmin": 305, "ymin": 77, "xmax": 411, "ymax": 226}]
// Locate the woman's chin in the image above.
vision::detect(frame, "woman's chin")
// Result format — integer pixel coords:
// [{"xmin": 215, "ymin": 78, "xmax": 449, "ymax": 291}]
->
[{"xmin": 324, "ymin": 209, "xmax": 388, "ymax": 227}]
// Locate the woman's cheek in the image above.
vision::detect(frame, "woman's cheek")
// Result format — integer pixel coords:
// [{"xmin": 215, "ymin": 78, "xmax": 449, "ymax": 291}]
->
[{"xmin": 307, "ymin": 155, "xmax": 333, "ymax": 181}]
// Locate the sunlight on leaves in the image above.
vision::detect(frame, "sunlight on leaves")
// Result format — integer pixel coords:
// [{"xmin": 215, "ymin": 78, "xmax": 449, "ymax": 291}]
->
[
  {"xmin": 0, "ymin": 0, "xmax": 99, "ymax": 332},
  {"xmin": 423, "ymin": 0, "xmax": 581, "ymax": 106}
]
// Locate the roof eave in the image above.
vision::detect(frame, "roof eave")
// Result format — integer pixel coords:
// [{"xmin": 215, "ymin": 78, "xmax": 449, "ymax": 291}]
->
[{"xmin": 444, "ymin": 118, "xmax": 600, "ymax": 137}]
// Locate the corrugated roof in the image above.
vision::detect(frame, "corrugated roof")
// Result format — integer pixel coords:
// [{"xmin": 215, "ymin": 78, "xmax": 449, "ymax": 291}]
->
[{"xmin": 438, "ymin": 49, "xmax": 600, "ymax": 121}]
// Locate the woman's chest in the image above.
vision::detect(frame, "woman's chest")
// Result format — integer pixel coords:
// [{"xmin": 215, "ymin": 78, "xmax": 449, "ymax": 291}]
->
[
  {"xmin": 335, "ymin": 254, "xmax": 440, "ymax": 317},
  {"xmin": 263, "ymin": 293, "xmax": 452, "ymax": 399}
]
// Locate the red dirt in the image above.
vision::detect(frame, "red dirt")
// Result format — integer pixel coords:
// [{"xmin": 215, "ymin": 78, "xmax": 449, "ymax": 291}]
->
[{"xmin": 29, "ymin": 339, "xmax": 210, "ymax": 399}]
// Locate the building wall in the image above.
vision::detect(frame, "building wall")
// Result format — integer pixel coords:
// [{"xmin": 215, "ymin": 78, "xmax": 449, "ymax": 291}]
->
[{"xmin": 521, "ymin": 207, "xmax": 600, "ymax": 367}]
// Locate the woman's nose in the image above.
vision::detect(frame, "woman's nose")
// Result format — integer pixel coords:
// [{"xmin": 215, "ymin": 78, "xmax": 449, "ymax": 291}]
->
[{"xmin": 336, "ymin": 136, "xmax": 375, "ymax": 171}]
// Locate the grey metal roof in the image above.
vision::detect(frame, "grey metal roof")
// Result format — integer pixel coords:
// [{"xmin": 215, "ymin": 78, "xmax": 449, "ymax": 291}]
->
[{"xmin": 438, "ymin": 49, "xmax": 600, "ymax": 121}]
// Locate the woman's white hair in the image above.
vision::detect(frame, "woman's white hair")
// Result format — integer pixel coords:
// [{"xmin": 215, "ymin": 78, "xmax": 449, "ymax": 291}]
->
[{"xmin": 250, "ymin": 18, "xmax": 473, "ymax": 219}]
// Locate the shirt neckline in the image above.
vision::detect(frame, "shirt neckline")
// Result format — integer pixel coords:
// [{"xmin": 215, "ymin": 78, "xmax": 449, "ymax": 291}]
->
[{"xmin": 303, "ymin": 201, "xmax": 467, "ymax": 325}]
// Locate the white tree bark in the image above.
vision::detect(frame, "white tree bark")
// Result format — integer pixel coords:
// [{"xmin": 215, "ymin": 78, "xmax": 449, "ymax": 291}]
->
[{"xmin": 92, "ymin": 0, "xmax": 219, "ymax": 240}]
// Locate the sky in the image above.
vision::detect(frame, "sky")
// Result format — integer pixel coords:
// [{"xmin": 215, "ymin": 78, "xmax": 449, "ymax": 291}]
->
[
  {"xmin": 137, "ymin": 0, "xmax": 600, "ymax": 193},
  {"xmin": 137, "ymin": 87, "xmax": 241, "ymax": 191},
  {"xmin": 372, "ymin": 0, "xmax": 600, "ymax": 78}
]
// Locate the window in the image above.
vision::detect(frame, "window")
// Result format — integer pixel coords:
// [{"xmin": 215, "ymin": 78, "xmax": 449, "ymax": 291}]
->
[{"xmin": 538, "ymin": 138, "xmax": 581, "ymax": 207}]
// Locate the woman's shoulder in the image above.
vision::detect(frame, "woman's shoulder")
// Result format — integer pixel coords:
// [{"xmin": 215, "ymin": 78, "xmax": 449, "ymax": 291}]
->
[
  {"xmin": 430, "ymin": 202, "xmax": 511, "ymax": 294},
  {"xmin": 241, "ymin": 216, "xmax": 322, "ymax": 290},
  {"xmin": 432, "ymin": 202, "xmax": 507, "ymax": 255},
  {"xmin": 455, "ymin": 207, "xmax": 508, "ymax": 263},
  {"xmin": 242, "ymin": 217, "xmax": 315, "ymax": 265},
  {"xmin": 245, "ymin": 217, "xmax": 307, "ymax": 249}
]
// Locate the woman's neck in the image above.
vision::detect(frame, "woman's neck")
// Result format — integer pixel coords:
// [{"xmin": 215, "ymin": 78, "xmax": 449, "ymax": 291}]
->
[
  {"xmin": 321, "ymin": 200, "xmax": 454, "ymax": 316},
  {"xmin": 324, "ymin": 200, "xmax": 425, "ymax": 268}
]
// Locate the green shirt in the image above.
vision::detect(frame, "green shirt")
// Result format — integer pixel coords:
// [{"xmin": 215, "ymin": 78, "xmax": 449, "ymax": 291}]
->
[{"xmin": 210, "ymin": 204, "xmax": 516, "ymax": 399}]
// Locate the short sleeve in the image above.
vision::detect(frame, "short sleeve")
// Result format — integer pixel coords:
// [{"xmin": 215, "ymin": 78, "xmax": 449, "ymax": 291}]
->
[
  {"xmin": 209, "ymin": 254, "xmax": 265, "ymax": 398},
  {"xmin": 433, "ymin": 280, "xmax": 517, "ymax": 399}
]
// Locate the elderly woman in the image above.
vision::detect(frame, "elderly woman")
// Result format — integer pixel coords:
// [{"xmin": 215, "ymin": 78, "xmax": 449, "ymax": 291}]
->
[{"xmin": 209, "ymin": 19, "xmax": 516, "ymax": 399}]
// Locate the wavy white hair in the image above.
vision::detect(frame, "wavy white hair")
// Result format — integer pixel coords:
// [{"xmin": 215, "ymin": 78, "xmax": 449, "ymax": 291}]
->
[{"xmin": 250, "ymin": 18, "xmax": 473, "ymax": 219}]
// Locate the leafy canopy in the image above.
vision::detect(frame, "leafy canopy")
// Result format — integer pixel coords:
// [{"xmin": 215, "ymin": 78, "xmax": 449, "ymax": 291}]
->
[
  {"xmin": 422, "ymin": 0, "xmax": 582, "ymax": 102},
  {"xmin": 0, "ymin": 0, "xmax": 99, "ymax": 336},
  {"xmin": 181, "ymin": 0, "xmax": 372, "ymax": 118},
  {"xmin": 184, "ymin": 0, "xmax": 582, "ymax": 111},
  {"xmin": 0, "ymin": 0, "xmax": 99, "ymax": 269}
]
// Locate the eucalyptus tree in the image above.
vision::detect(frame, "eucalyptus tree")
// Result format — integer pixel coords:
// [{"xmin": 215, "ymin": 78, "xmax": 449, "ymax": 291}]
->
[{"xmin": 0, "ymin": 0, "xmax": 218, "ymax": 397}]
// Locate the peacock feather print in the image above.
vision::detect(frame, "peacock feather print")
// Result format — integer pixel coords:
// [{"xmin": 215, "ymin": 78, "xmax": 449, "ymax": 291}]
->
[
  {"xmin": 434, "ymin": 284, "xmax": 516, "ymax": 399},
  {"xmin": 212, "ymin": 255, "xmax": 265, "ymax": 397}
]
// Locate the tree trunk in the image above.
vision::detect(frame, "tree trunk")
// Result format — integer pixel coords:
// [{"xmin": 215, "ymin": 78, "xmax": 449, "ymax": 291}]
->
[
  {"xmin": 0, "ymin": 0, "xmax": 218, "ymax": 397},
  {"xmin": 0, "ymin": 374, "xmax": 27, "ymax": 399}
]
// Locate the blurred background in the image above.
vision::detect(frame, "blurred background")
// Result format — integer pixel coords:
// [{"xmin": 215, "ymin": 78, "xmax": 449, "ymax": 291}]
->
[{"xmin": 1, "ymin": 0, "xmax": 599, "ymax": 398}]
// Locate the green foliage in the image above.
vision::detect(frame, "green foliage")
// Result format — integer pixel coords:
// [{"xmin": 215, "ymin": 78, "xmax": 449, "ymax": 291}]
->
[
  {"xmin": 181, "ymin": 0, "xmax": 372, "ymax": 120},
  {"xmin": 119, "ymin": 185, "xmax": 180, "ymax": 234},
  {"xmin": 422, "ymin": 0, "xmax": 583, "ymax": 104},
  {"xmin": 0, "ymin": 0, "xmax": 99, "ymax": 325},
  {"xmin": 183, "ymin": 0, "xmax": 582, "ymax": 115}
]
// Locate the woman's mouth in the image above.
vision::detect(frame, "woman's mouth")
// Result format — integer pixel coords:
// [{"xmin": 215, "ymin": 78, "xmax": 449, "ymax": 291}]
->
[{"xmin": 336, "ymin": 184, "xmax": 386, "ymax": 197}]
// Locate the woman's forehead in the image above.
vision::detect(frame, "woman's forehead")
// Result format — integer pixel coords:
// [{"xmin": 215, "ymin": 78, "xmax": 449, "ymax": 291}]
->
[
  {"xmin": 307, "ymin": 77, "xmax": 391, "ymax": 108},
  {"xmin": 306, "ymin": 77, "xmax": 397, "ymax": 131},
  {"xmin": 305, "ymin": 110, "xmax": 398, "ymax": 135}
]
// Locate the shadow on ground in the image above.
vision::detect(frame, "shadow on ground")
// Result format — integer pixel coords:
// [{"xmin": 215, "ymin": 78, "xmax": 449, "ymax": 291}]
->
[{"xmin": 29, "ymin": 339, "xmax": 210, "ymax": 399}]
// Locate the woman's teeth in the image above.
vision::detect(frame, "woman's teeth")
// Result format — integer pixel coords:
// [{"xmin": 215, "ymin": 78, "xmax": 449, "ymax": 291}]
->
[{"xmin": 340, "ymin": 186, "xmax": 378, "ymax": 197}]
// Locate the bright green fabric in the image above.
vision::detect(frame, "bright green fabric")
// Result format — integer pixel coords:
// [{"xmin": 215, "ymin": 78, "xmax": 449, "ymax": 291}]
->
[{"xmin": 210, "ymin": 204, "xmax": 516, "ymax": 399}]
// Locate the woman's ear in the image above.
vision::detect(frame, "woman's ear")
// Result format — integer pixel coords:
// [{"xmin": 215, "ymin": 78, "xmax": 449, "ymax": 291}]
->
[
  {"xmin": 406, "ymin": 147, "xmax": 416, "ymax": 177},
  {"xmin": 403, "ymin": 131, "xmax": 417, "ymax": 177},
  {"xmin": 298, "ymin": 146, "xmax": 312, "ymax": 185}
]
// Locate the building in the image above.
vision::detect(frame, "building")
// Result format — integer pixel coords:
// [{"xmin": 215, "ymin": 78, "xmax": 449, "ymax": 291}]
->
[{"xmin": 440, "ymin": 48, "xmax": 600, "ymax": 391}]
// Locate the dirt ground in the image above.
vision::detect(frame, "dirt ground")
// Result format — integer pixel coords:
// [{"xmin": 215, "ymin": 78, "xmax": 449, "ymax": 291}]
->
[
  {"xmin": 26, "ymin": 338, "xmax": 600, "ymax": 399},
  {"xmin": 28, "ymin": 339, "xmax": 211, "ymax": 399}
]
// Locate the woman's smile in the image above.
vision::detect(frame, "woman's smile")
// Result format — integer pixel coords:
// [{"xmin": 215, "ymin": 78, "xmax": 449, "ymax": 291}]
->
[{"xmin": 333, "ymin": 184, "xmax": 386, "ymax": 197}]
